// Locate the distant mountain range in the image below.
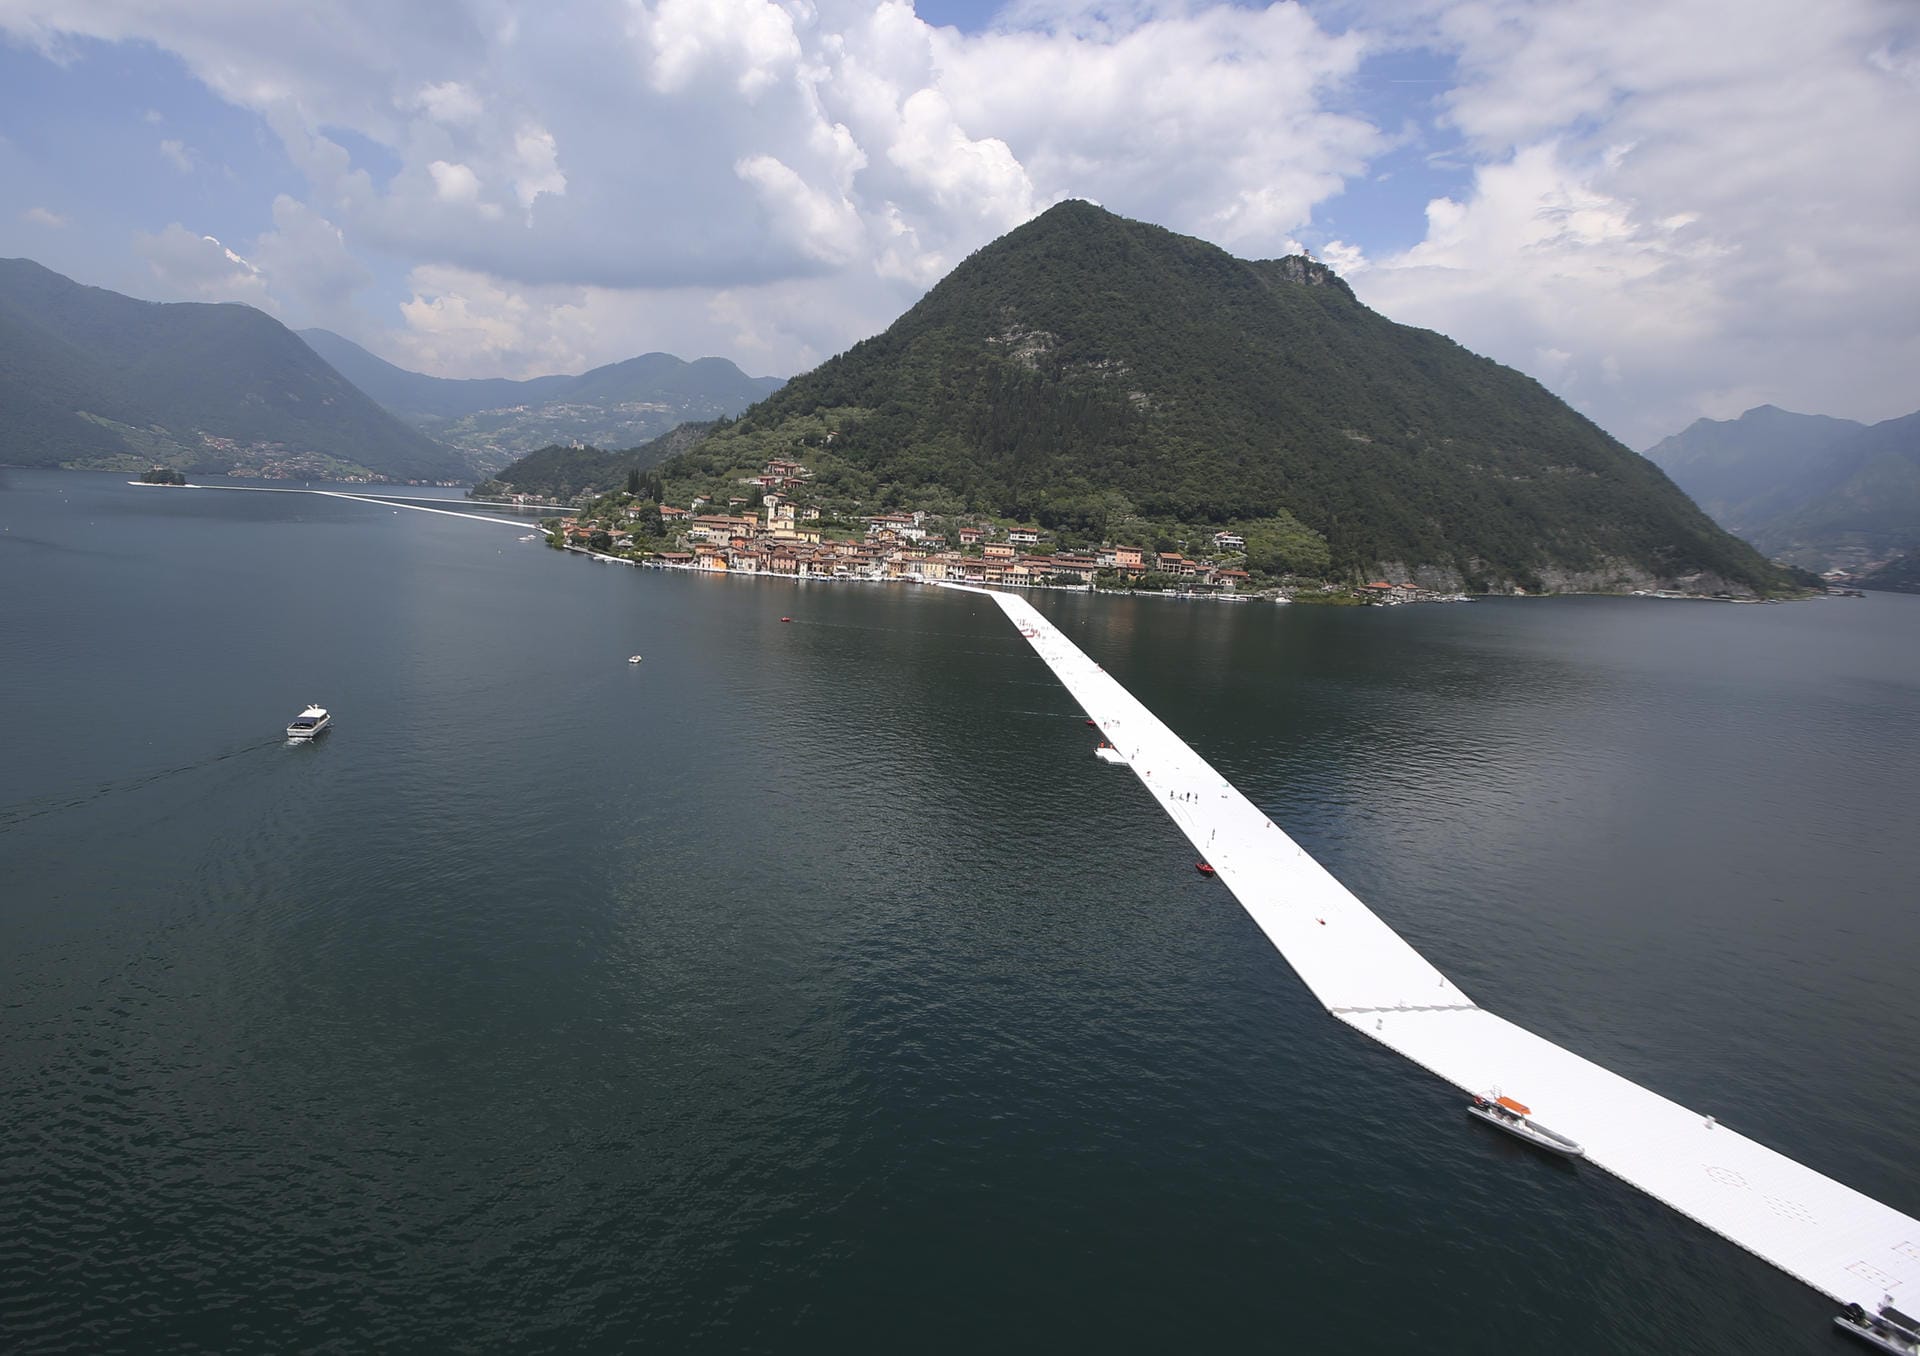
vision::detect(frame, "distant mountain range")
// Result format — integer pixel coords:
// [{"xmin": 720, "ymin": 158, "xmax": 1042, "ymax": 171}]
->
[
  {"xmin": 0, "ymin": 259, "xmax": 465, "ymax": 482},
  {"xmin": 1645, "ymin": 405, "xmax": 1920, "ymax": 572},
  {"xmin": 653, "ymin": 200, "xmax": 1784, "ymax": 595},
  {"xmin": 298, "ymin": 329, "xmax": 783, "ymax": 470}
]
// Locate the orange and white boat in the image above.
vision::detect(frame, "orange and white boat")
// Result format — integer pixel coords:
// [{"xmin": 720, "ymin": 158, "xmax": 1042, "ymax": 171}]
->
[{"xmin": 1467, "ymin": 1092, "xmax": 1583, "ymax": 1158}]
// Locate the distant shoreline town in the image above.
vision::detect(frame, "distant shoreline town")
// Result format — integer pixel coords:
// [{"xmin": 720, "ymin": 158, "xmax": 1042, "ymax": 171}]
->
[{"xmin": 508, "ymin": 455, "xmax": 1478, "ymax": 605}]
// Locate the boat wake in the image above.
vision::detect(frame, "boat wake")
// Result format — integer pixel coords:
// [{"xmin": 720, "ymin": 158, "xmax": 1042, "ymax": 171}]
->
[{"xmin": 0, "ymin": 737, "xmax": 285, "ymax": 833}]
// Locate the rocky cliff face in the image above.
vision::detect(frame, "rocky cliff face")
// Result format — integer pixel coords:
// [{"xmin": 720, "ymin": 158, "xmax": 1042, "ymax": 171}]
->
[{"xmin": 1267, "ymin": 256, "xmax": 1343, "ymax": 288}]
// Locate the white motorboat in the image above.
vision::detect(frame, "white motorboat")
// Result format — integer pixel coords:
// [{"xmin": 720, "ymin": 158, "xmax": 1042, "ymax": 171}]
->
[
  {"xmin": 1467, "ymin": 1094, "xmax": 1583, "ymax": 1158},
  {"xmin": 1837, "ymin": 1301, "xmax": 1920, "ymax": 1354},
  {"xmin": 286, "ymin": 705, "xmax": 331, "ymax": 741},
  {"xmin": 628, "ymin": 655, "xmax": 644, "ymax": 664},
  {"xmin": 1094, "ymin": 744, "xmax": 1128, "ymax": 765}
]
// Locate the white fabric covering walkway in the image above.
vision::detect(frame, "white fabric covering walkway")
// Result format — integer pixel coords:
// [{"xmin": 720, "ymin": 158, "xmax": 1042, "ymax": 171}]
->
[{"xmin": 950, "ymin": 582, "xmax": 1919, "ymax": 1310}]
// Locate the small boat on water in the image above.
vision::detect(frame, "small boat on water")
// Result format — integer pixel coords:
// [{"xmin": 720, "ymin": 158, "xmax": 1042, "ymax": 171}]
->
[
  {"xmin": 781, "ymin": 616, "xmax": 793, "ymax": 623},
  {"xmin": 1467, "ymin": 1093, "xmax": 1583, "ymax": 1158},
  {"xmin": 1837, "ymin": 1301, "xmax": 1920, "ymax": 1354},
  {"xmin": 1094, "ymin": 744, "xmax": 1127, "ymax": 765},
  {"xmin": 286, "ymin": 705, "xmax": 331, "ymax": 741},
  {"xmin": 1195, "ymin": 862, "xmax": 1216, "ymax": 877},
  {"xmin": 628, "ymin": 655, "xmax": 643, "ymax": 664}
]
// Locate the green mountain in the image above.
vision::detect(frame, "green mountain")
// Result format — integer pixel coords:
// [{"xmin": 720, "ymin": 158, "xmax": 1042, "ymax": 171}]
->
[
  {"xmin": 485, "ymin": 422, "xmax": 716, "ymax": 502},
  {"xmin": 1645, "ymin": 406, "xmax": 1920, "ymax": 569},
  {"xmin": 1643, "ymin": 406, "xmax": 1868, "ymax": 536},
  {"xmin": 660, "ymin": 201, "xmax": 1784, "ymax": 594},
  {"xmin": 0, "ymin": 259, "xmax": 467, "ymax": 482},
  {"xmin": 299, "ymin": 329, "xmax": 783, "ymax": 470}
]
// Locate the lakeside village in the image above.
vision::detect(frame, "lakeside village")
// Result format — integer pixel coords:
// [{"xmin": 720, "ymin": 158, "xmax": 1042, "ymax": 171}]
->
[{"xmin": 525, "ymin": 456, "xmax": 1467, "ymax": 604}]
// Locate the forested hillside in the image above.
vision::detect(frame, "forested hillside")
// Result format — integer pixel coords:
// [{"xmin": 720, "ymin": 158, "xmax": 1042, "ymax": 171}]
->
[
  {"xmin": 482, "ymin": 422, "xmax": 715, "ymax": 501},
  {"xmin": 0, "ymin": 259, "xmax": 466, "ymax": 481}
]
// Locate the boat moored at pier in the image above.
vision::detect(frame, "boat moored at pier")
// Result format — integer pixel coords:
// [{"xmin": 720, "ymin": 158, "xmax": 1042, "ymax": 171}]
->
[
  {"xmin": 1838, "ymin": 1301, "xmax": 1920, "ymax": 1354},
  {"xmin": 1468, "ymin": 1094, "xmax": 1584, "ymax": 1158}
]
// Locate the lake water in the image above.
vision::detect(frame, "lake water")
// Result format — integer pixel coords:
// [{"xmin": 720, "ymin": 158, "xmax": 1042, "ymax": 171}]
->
[{"xmin": 3, "ymin": 468, "xmax": 1916, "ymax": 1354}]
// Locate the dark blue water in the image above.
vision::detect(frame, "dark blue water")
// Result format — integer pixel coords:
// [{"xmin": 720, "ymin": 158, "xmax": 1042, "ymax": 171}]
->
[{"xmin": 3, "ymin": 469, "xmax": 1916, "ymax": 1353}]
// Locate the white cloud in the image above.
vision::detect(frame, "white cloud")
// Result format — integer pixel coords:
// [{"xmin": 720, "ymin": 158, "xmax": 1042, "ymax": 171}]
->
[
  {"xmin": 929, "ymin": 3, "xmax": 1378, "ymax": 250},
  {"xmin": 2, "ymin": 0, "xmax": 1912, "ymax": 447},
  {"xmin": 1347, "ymin": 0, "xmax": 1920, "ymax": 445},
  {"xmin": 639, "ymin": 0, "xmax": 803, "ymax": 98},
  {"xmin": 249, "ymin": 195, "xmax": 372, "ymax": 329},
  {"xmin": 414, "ymin": 80, "xmax": 483, "ymax": 125},
  {"xmin": 510, "ymin": 127, "xmax": 565, "ymax": 214},
  {"xmin": 378, "ymin": 261, "xmax": 892, "ymax": 384},
  {"xmin": 158, "ymin": 137, "xmax": 194, "ymax": 172},
  {"xmin": 428, "ymin": 159, "xmax": 482, "ymax": 203},
  {"xmin": 133, "ymin": 223, "xmax": 274, "ymax": 308},
  {"xmin": 0, "ymin": 0, "xmax": 1385, "ymax": 349},
  {"xmin": 1317, "ymin": 238, "xmax": 1366, "ymax": 274},
  {"xmin": 735, "ymin": 152, "xmax": 865, "ymax": 266},
  {"xmin": 393, "ymin": 264, "xmax": 590, "ymax": 376},
  {"xmin": 22, "ymin": 205, "xmax": 68, "ymax": 227}
]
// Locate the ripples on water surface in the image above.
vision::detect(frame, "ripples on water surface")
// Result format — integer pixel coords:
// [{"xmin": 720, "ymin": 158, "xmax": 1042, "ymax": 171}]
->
[{"xmin": 2, "ymin": 469, "xmax": 1916, "ymax": 1353}]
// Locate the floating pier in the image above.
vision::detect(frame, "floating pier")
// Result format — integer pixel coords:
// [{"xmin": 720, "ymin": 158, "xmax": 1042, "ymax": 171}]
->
[{"xmin": 949, "ymin": 582, "xmax": 1918, "ymax": 1315}]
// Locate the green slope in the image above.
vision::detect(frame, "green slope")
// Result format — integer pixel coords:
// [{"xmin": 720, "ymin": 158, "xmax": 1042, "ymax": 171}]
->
[
  {"xmin": 485, "ymin": 422, "xmax": 717, "ymax": 502},
  {"xmin": 0, "ymin": 259, "xmax": 467, "ymax": 481},
  {"xmin": 661, "ymin": 201, "xmax": 1783, "ymax": 593}
]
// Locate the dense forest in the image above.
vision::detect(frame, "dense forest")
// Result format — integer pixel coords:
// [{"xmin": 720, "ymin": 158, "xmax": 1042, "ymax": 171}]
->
[{"xmin": 657, "ymin": 201, "xmax": 1787, "ymax": 593}]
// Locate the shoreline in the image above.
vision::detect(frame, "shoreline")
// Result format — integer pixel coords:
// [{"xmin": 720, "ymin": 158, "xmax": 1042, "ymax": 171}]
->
[{"xmin": 551, "ymin": 545, "xmax": 1815, "ymax": 606}]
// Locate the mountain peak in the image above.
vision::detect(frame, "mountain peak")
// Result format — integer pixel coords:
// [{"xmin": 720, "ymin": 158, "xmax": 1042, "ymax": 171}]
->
[{"xmin": 664, "ymin": 204, "xmax": 1782, "ymax": 594}]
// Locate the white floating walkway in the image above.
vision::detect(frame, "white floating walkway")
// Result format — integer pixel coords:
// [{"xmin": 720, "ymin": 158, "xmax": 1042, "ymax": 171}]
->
[
  {"xmin": 158, "ymin": 482, "xmax": 539, "ymax": 528},
  {"xmin": 949, "ymin": 582, "xmax": 1919, "ymax": 1311}
]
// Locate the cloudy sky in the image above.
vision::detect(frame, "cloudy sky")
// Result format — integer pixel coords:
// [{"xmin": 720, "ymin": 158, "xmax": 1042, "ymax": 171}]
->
[{"xmin": 1, "ymin": 0, "xmax": 1914, "ymax": 448}]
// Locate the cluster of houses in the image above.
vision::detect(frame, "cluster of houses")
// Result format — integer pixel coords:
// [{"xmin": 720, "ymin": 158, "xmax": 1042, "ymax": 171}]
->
[{"xmin": 554, "ymin": 460, "xmax": 1256, "ymax": 591}]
